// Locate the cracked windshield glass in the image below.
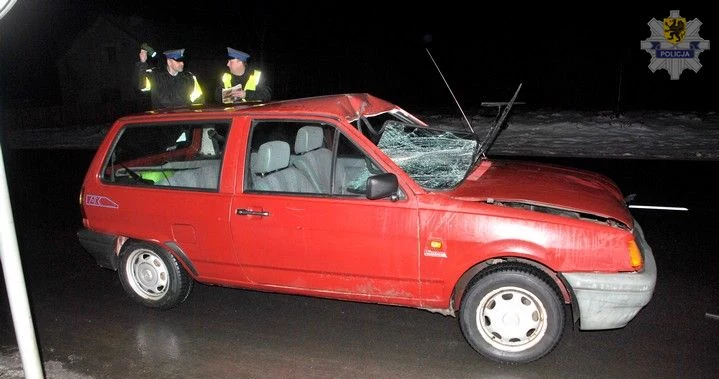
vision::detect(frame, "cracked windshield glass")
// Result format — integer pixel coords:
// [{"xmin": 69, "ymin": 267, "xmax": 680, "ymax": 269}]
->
[{"xmin": 377, "ymin": 121, "xmax": 477, "ymax": 189}]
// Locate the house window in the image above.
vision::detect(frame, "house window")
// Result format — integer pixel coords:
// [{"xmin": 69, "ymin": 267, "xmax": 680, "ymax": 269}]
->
[{"xmin": 104, "ymin": 46, "xmax": 117, "ymax": 64}]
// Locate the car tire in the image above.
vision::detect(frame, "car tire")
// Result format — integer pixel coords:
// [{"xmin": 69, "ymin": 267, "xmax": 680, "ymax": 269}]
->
[
  {"xmin": 118, "ymin": 241, "xmax": 193, "ymax": 309},
  {"xmin": 459, "ymin": 263, "xmax": 565, "ymax": 364}
]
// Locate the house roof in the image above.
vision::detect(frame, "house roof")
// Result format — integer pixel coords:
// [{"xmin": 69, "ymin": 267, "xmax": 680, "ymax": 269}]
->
[{"xmin": 60, "ymin": 13, "xmax": 218, "ymax": 61}]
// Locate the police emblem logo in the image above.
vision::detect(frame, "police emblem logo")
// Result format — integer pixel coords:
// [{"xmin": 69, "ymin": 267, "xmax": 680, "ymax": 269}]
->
[
  {"xmin": 640, "ymin": 10, "xmax": 711, "ymax": 80},
  {"xmin": 663, "ymin": 16, "xmax": 686, "ymax": 44}
]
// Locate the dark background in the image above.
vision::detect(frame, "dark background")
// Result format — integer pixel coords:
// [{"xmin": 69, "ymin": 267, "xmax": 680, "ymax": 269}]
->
[
  {"xmin": 0, "ymin": 2, "xmax": 716, "ymax": 112},
  {"xmin": 1, "ymin": 4, "xmax": 718, "ymax": 376}
]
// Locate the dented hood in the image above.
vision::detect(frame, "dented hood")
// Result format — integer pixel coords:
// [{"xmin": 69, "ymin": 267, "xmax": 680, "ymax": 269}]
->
[{"xmin": 449, "ymin": 159, "xmax": 633, "ymax": 226}]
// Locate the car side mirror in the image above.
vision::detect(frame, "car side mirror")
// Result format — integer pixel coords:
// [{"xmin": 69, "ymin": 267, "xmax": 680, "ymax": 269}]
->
[{"xmin": 366, "ymin": 173, "xmax": 399, "ymax": 200}]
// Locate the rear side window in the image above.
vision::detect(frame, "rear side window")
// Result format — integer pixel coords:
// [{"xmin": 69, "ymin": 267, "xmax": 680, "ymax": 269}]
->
[{"xmin": 100, "ymin": 121, "xmax": 230, "ymax": 190}]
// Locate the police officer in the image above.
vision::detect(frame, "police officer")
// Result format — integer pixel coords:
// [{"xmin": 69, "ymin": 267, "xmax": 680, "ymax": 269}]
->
[
  {"xmin": 215, "ymin": 47, "xmax": 271, "ymax": 104},
  {"xmin": 136, "ymin": 47, "xmax": 204, "ymax": 109}
]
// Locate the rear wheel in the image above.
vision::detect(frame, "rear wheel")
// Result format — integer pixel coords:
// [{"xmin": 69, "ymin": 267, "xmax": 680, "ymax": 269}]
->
[
  {"xmin": 118, "ymin": 241, "xmax": 193, "ymax": 309},
  {"xmin": 459, "ymin": 263, "xmax": 565, "ymax": 364}
]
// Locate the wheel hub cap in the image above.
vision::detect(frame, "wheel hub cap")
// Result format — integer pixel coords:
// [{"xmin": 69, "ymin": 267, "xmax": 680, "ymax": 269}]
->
[{"xmin": 476, "ymin": 286, "xmax": 548, "ymax": 352}]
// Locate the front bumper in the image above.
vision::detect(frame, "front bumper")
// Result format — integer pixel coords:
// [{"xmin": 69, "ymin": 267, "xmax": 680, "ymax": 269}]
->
[
  {"xmin": 77, "ymin": 228, "xmax": 119, "ymax": 270},
  {"xmin": 562, "ymin": 222, "xmax": 657, "ymax": 330}
]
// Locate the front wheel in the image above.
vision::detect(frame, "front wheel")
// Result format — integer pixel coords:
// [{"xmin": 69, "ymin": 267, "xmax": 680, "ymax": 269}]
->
[
  {"xmin": 459, "ymin": 264, "xmax": 565, "ymax": 364},
  {"xmin": 118, "ymin": 241, "xmax": 193, "ymax": 309}
]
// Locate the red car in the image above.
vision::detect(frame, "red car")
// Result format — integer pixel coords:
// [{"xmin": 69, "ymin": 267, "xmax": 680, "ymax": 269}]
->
[{"xmin": 78, "ymin": 93, "xmax": 656, "ymax": 364}]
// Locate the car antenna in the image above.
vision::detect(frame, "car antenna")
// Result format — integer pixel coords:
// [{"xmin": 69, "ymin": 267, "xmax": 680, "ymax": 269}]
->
[{"xmin": 425, "ymin": 48, "xmax": 475, "ymax": 134}]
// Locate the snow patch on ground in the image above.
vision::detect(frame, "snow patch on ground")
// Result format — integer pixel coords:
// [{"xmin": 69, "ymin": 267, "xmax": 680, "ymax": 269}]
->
[
  {"xmin": 417, "ymin": 109, "xmax": 719, "ymax": 160},
  {"xmin": 0, "ymin": 347, "xmax": 94, "ymax": 379}
]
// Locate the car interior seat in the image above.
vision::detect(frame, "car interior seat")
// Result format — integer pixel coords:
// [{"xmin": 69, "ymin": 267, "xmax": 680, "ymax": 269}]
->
[
  {"xmin": 155, "ymin": 160, "xmax": 221, "ymax": 189},
  {"xmin": 252, "ymin": 140, "xmax": 316, "ymax": 193},
  {"xmin": 293, "ymin": 126, "xmax": 333, "ymax": 193}
]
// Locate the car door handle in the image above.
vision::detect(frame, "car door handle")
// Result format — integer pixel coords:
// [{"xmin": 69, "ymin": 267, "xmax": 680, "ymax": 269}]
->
[{"xmin": 236, "ymin": 208, "xmax": 270, "ymax": 217}]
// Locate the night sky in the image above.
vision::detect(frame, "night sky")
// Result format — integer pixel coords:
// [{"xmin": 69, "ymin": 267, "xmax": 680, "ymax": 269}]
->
[{"xmin": 0, "ymin": 2, "xmax": 716, "ymax": 112}]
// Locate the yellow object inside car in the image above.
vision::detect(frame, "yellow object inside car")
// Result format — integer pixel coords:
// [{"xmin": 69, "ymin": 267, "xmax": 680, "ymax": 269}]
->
[{"xmin": 140, "ymin": 170, "xmax": 175, "ymax": 183}]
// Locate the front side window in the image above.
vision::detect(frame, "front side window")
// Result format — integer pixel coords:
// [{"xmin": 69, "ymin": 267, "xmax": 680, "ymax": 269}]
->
[
  {"xmin": 333, "ymin": 133, "xmax": 383, "ymax": 195},
  {"xmin": 101, "ymin": 121, "xmax": 230, "ymax": 190},
  {"xmin": 245, "ymin": 120, "xmax": 389, "ymax": 197}
]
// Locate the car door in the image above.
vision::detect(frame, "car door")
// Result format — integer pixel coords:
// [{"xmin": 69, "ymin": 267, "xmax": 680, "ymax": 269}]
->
[
  {"xmin": 89, "ymin": 120, "xmax": 240, "ymax": 280},
  {"xmin": 229, "ymin": 119, "xmax": 421, "ymax": 303}
]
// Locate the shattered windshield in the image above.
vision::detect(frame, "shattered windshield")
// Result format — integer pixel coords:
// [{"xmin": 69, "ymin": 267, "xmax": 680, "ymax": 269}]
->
[{"xmin": 377, "ymin": 121, "xmax": 477, "ymax": 190}]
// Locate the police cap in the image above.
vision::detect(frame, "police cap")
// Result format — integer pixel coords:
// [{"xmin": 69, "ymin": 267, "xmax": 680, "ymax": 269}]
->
[
  {"xmin": 164, "ymin": 48, "xmax": 185, "ymax": 61},
  {"xmin": 227, "ymin": 47, "xmax": 250, "ymax": 62}
]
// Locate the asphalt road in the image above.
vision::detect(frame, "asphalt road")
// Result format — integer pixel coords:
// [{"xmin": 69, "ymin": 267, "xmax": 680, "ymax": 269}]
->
[{"xmin": 1, "ymin": 149, "xmax": 718, "ymax": 379}]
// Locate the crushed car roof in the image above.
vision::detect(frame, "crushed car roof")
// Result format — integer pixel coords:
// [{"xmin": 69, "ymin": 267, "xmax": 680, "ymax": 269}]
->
[{"xmin": 122, "ymin": 93, "xmax": 401, "ymax": 123}]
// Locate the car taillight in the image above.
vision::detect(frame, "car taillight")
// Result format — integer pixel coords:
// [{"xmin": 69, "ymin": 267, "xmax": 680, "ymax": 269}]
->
[{"xmin": 628, "ymin": 240, "xmax": 643, "ymax": 271}]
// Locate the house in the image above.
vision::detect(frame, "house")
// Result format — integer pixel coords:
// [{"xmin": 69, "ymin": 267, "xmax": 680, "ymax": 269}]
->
[{"xmin": 57, "ymin": 14, "xmax": 222, "ymax": 125}]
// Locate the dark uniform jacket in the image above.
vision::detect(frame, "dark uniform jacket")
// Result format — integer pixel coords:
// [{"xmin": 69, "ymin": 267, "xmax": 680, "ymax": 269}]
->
[
  {"xmin": 136, "ymin": 62, "xmax": 202, "ymax": 109},
  {"xmin": 214, "ymin": 68, "xmax": 272, "ymax": 104}
]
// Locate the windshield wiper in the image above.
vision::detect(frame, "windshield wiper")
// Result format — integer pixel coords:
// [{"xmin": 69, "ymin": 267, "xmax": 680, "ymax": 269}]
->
[{"xmin": 473, "ymin": 83, "xmax": 524, "ymax": 163}]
